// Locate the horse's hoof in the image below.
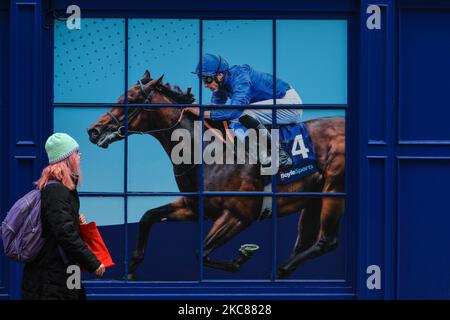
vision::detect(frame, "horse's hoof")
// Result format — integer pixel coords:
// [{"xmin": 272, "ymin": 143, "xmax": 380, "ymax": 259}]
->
[
  {"xmin": 229, "ymin": 263, "xmax": 240, "ymax": 273},
  {"xmin": 127, "ymin": 273, "xmax": 137, "ymax": 281},
  {"xmin": 277, "ymin": 266, "xmax": 294, "ymax": 279}
]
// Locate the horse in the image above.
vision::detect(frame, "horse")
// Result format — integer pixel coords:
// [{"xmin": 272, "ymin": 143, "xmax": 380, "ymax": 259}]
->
[{"xmin": 87, "ymin": 70, "xmax": 345, "ymax": 279}]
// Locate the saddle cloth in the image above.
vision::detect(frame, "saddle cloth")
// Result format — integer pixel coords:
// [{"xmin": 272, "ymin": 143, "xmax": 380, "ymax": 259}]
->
[
  {"xmin": 228, "ymin": 121, "xmax": 318, "ymax": 185},
  {"xmin": 276, "ymin": 123, "xmax": 318, "ymax": 184}
]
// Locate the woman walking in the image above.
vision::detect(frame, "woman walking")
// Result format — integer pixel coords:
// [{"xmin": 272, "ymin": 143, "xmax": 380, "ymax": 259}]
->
[{"xmin": 22, "ymin": 133, "xmax": 105, "ymax": 300}]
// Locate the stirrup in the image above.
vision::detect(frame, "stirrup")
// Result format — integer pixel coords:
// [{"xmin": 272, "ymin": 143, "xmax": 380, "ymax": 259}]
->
[{"xmin": 279, "ymin": 149, "xmax": 293, "ymax": 167}]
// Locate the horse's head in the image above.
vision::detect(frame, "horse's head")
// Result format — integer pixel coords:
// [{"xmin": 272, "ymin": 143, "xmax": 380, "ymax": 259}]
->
[{"xmin": 87, "ymin": 70, "xmax": 180, "ymax": 148}]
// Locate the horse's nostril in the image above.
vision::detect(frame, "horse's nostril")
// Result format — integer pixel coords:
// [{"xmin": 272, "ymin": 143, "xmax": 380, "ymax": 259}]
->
[{"xmin": 88, "ymin": 127, "xmax": 101, "ymax": 141}]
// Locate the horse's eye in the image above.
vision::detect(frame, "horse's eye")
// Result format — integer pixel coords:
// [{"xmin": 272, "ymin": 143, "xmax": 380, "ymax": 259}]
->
[{"xmin": 125, "ymin": 94, "xmax": 135, "ymax": 103}]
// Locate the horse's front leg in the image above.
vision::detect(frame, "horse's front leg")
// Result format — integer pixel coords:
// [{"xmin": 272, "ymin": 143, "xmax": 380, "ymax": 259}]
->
[
  {"xmin": 128, "ymin": 197, "xmax": 197, "ymax": 280},
  {"xmin": 202, "ymin": 209, "xmax": 252, "ymax": 273}
]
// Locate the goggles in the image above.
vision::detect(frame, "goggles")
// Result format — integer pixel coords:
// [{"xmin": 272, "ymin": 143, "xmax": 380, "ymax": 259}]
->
[{"xmin": 201, "ymin": 76, "xmax": 215, "ymax": 84}]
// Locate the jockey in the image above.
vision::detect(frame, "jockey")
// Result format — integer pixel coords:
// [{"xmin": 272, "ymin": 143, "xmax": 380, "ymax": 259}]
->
[{"xmin": 187, "ymin": 53, "xmax": 303, "ymax": 168}]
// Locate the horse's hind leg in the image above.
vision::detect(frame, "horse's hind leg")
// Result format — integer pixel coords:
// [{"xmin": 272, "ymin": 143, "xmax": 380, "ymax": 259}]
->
[
  {"xmin": 202, "ymin": 209, "xmax": 251, "ymax": 272},
  {"xmin": 278, "ymin": 197, "xmax": 344, "ymax": 278},
  {"xmin": 292, "ymin": 199, "xmax": 322, "ymax": 256},
  {"xmin": 128, "ymin": 197, "xmax": 197, "ymax": 280}
]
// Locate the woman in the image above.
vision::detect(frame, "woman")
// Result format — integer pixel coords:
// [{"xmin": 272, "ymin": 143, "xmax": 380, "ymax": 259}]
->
[{"xmin": 22, "ymin": 132, "xmax": 105, "ymax": 300}]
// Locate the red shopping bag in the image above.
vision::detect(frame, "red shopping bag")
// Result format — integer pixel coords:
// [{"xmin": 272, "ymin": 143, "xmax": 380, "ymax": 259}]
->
[{"xmin": 79, "ymin": 222, "xmax": 115, "ymax": 271}]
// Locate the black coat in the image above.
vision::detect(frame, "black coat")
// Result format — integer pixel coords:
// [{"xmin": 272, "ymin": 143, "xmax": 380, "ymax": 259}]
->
[{"xmin": 22, "ymin": 181, "xmax": 101, "ymax": 300}]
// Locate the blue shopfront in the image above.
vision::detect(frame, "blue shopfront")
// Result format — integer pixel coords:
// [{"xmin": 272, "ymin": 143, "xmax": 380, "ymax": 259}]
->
[{"xmin": 1, "ymin": 0, "xmax": 450, "ymax": 300}]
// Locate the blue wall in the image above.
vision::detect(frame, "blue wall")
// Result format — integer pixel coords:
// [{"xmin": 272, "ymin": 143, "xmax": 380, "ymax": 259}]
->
[
  {"xmin": 0, "ymin": 6, "xmax": 8, "ymax": 297},
  {"xmin": 3, "ymin": 0, "xmax": 450, "ymax": 300},
  {"xmin": 395, "ymin": 7, "xmax": 450, "ymax": 299}
]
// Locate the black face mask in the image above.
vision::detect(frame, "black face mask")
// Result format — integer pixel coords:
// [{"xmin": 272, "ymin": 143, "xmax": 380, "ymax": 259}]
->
[{"xmin": 71, "ymin": 174, "xmax": 79, "ymax": 186}]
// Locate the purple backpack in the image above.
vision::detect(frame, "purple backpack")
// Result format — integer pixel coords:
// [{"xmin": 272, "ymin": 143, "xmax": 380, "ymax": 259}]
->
[{"xmin": 1, "ymin": 180, "xmax": 58, "ymax": 263}]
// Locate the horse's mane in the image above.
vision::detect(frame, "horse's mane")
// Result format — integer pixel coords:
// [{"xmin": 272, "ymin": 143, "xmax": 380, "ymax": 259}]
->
[
  {"xmin": 139, "ymin": 77, "xmax": 196, "ymax": 104},
  {"xmin": 158, "ymin": 81, "xmax": 195, "ymax": 104}
]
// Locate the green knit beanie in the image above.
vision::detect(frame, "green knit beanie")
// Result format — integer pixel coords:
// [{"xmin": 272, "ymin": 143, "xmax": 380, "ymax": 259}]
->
[{"xmin": 45, "ymin": 133, "xmax": 80, "ymax": 164}]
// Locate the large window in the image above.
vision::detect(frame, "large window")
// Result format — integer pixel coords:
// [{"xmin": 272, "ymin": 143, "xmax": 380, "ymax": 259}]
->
[{"xmin": 54, "ymin": 18, "xmax": 348, "ymax": 282}]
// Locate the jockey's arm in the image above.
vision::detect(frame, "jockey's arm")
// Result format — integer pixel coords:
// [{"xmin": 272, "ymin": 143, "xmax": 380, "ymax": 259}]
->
[
  {"xmin": 184, "ymin": 107, "xmax": 211, "ymax": 118},
  {"xmin": 209, "ymin": 72, "xmax": 252, "ymax": 121},
  {"xmin": 185, "ymin": 90, "xmax": 226, "ymax": 119}
]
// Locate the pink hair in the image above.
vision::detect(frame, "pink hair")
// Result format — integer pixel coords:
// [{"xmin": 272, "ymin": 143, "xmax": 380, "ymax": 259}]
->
[{"xmin": 36, "ymin": 152, "xmax": 82, "ymax": 191}]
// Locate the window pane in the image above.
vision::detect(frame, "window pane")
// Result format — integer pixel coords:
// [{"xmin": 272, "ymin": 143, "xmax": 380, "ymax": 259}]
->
[
  {"xmin": 277, "ymin": 20, "xmax": 347, "ymax": 104},
  {"xmin": 54, "ymin": 107, "xmax": 125, "ymax": 192},
  {"xmin": 276, "ymin": 109, "xmax": 346, "ymax": 192},
  {"xmin": 277, "ymin": 196, "xmax": 347, "ymax": 280},
  {"xmin": 128, "ymin": 19, "xmax": 199, "ymax": 104},
  {"xmin": 202, "ymin": 20, "xmax": 273, "ymax": 104},
  {"xmin": 128, "ymin": 135, "xmax": 183, "ymax": 192},
  {"xmin": 127, "ymin": 196, "xmax": 199, "ymax": 281},
  {"xmin": 54, "ymin": 18, "xmax": 125, "ymax": 103},
  {"xmin": 80, "ymin": 197, "xmax": 124, "ymax": 281},
  {"xmin": 203, "ymin": 196, "xmax": 272, "ymax": 280}
]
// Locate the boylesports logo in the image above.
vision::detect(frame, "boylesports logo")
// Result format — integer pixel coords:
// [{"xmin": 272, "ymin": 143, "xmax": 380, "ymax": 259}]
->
[{"xmin": 280, "ymin": 164, "xmax": 315, "ymax": 180}]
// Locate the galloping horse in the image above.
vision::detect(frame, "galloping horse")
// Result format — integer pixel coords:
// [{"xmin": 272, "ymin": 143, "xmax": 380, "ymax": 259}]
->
[{"xmin": 87, "ymin": 70, "xmax": 345, "ymax": 279}]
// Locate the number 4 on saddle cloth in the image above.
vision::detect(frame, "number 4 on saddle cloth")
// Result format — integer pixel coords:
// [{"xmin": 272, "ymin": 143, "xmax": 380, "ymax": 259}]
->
[
  {"xmin": 228, "ymin": 121, "xmax": 318, "ymax": 184},
  {"xmin": 276, "ymin": 123, "xmax": 318, "ymax": 184}
]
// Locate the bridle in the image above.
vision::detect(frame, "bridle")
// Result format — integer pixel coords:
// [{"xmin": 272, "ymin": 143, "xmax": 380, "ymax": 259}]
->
[{"xmin": 107, "ymin": 79, "xmax": 185, "ymax": 137}]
